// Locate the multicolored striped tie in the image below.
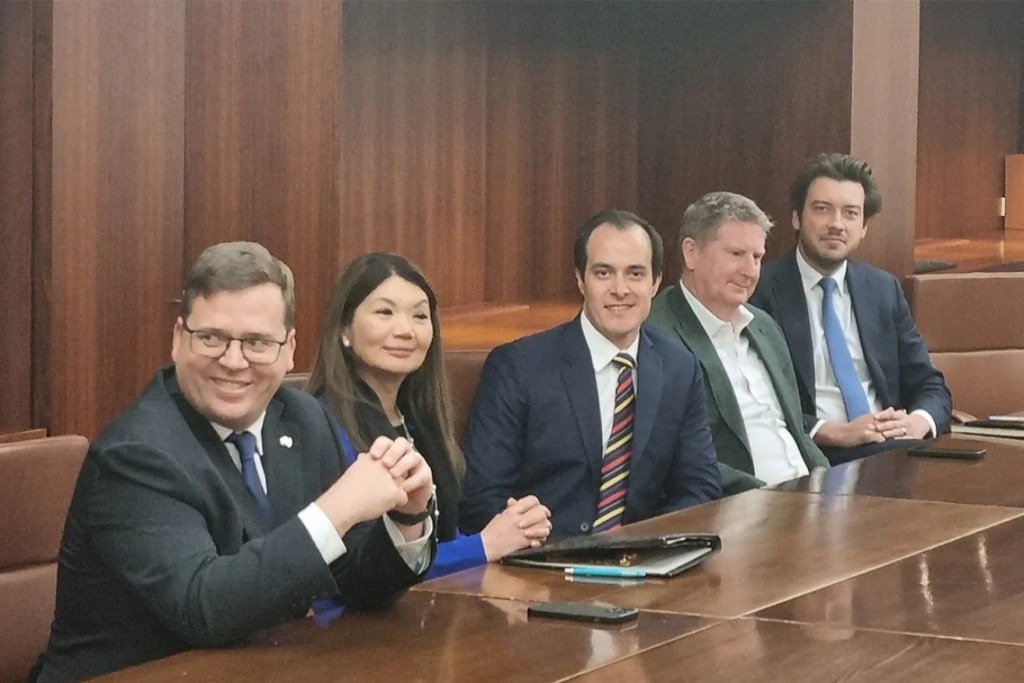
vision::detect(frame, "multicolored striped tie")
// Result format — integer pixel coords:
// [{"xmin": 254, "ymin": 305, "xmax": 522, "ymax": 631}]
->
[{"xmin": 593, "ymin": 352, "xmax": 636, "ymax": 533}]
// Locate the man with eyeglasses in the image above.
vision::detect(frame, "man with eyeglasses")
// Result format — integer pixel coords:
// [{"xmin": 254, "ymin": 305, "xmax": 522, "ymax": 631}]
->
[{"xmin": 34, "ymin": 242, "xmax": 437, "ymax": 682}]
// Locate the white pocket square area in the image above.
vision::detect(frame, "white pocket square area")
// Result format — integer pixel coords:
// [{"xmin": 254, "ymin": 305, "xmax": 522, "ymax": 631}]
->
[{"xmin": 279, "ymin": 436, "xmax": 293, "ymax": 448}]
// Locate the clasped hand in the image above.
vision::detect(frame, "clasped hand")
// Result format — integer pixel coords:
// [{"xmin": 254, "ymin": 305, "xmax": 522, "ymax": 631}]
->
[{"xmin": 318, "ymin": 436, "xmax": 434, "ymax": 535}]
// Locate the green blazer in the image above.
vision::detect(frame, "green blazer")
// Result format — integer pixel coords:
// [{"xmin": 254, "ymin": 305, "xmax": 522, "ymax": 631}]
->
[{"xmin": 647, "ymin": 284, "xmax": 829, "ymax": 495}]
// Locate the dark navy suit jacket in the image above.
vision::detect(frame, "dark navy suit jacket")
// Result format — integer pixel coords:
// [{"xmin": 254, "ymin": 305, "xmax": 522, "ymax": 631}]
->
[
  {"xmin": 459, "ymin": 317, "xmax": 721, "ymax": 540},
  {"xmin": 750, "ymin": 250, "xmax": 951, "ymax": 462},
  {"xmin": 36, "ymin": 367, "xmax": 429, "ymax": 682}
]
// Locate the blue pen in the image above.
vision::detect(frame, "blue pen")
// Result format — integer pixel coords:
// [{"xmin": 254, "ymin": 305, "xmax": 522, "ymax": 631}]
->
[{"xmin": 564, "ymin": 566, "xmax": 647, "ymax": 578}]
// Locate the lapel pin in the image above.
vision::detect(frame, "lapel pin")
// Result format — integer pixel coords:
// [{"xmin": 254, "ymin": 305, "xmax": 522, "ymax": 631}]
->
[{"xmin": 279, "ymin": 435, "xmax": 293, "ymax": 449}]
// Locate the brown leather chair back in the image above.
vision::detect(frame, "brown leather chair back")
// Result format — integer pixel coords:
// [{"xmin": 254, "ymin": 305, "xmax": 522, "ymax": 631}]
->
[
  {"xmin": 282, "ymin": 372, "xmax": 311, "ymax": 390},
  {"xmin": 443, "ymin": 349, "xmax": 489, "ymax": 443},
  {"xmin": 0, "ymin": 435, "xmax": 88, "ymax": 683},
  {"xmin": 906, "ymin": 273, "xmax": 1024, "ymax": 419}
]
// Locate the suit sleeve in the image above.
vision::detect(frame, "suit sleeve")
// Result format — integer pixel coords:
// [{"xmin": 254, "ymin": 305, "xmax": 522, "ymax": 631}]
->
[
  {"xmin": 891, "ymin": 278, "xmax": 952, "ymax": 433},
  {"xmin": 719, "ymin": 462, "xmax": 765, "ymax": 496},
  {"xmin": 85, "ymin": 440, "xmax": 417, "ymax": 648},
  {"xmin": 459, "ymin": 345, "xmax": 528, "ymax": 534},
  {"xmin": 659, "ymin": 361, "xmax": 722, "ymax": 513}
]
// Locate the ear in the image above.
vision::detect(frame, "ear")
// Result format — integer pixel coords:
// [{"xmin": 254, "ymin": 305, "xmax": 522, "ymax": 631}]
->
[
  {"xmin": 283, "ymin": 329, "xmax": 297, "ymax": 372},
  {"xmin": 171, "ymin": 317, "xmax": 185, "ymax": 362},
  {"xmin": 575, "ymin": 269, "xmax": 586, "ymax": 297},
  {"xmin": 652, "ymin": 273, "xmax": 663, "ymax": 292},
  {"xmin": 791, "ymin": 209, "xmax": 801, "ymax": 232},
  {"xmin": 680, "ymin": 237, "xmax": 699, "ymax": 271}
]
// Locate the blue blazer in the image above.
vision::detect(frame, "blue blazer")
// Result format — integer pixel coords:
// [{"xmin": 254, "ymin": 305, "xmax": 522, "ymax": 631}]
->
[
  {"xmin": 459, "ymin": 317, "xmax": 721, "ymax": 540},
  {"xmin": 750, "ymin": 250, "xmax": 952, "ymax": 438}
]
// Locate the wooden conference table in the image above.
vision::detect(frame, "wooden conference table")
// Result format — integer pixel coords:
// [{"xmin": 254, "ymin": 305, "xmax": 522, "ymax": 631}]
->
[{"xmin": 101, "ymin": 436, "xmax": 1024, "ymax": 682}]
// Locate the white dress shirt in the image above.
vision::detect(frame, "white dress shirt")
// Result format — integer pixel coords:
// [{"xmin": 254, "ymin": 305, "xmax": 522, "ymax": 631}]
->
[
  {"xmin": 794, "ymin": 249, "xmax": 936, "ymax": 437},
  {"xmin": 580, "ymin": 313, "xmax": 640, "ymax": 448},
  {"xmin": 680, "ymin": 283, "xmax": 808, "ymax": 486},
  {"xmin": 214, "ymin": 414, "xmax": 432, "ymax": 571}
]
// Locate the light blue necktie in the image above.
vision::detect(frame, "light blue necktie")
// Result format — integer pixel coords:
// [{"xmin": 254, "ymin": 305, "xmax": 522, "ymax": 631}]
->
[
  {"xmin": 225, "ymin": 431, "xmax": 273, "ymax": 528},
  {"xmin": 820, "ymin": 277, "xmax": 871, "ymax": 420}
]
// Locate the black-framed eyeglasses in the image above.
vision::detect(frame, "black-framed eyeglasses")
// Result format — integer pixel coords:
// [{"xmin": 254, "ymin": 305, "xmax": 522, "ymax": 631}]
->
[{"xmin": 182, "ymin": 322, "xmax": 288, "ymax": 365}]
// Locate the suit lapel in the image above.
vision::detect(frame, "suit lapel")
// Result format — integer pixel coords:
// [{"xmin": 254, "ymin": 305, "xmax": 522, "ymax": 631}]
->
[
  {"xmin": 744, "ymin": 317, "xmax": 807, "ymax": 450},
  {"xmin": 774, "ymin": 252, "xmax": 815, "ymax": 402},
  {"xmin": 632, "ymin": 328, "xmax": 662, "ymax": 467},
  {"xmin": 845, "ymin": 262, "xmax": 887, "ymax": 401},
  {"xmin": 261, "ymin": 395, "xmax": 304, "ymax": 529},
  {"xmin": 560, "ymin": 321, "xmax": 604, "ymax": 484},
  {"xmin": 168, "ymin": 379, "xmax": 270, "ymax": 538},
  {"xmin": 665, "ymin": 287, "xmax": 750, "ymax": 450}
]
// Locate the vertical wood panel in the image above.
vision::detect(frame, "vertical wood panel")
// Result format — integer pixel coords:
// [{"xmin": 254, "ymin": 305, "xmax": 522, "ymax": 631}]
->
[
  {"xmin": 850, "ymin": 0, "xmax": 919, "ymax": 279},
  {"xmin": 637, "ymin": 1, "xmax": 853, "ymax": 283},
  {"xmin": 340, "ymin": 1, "xmax": 487, "ymax": 307},
  {"xmin": 43, "ymin": 0, "xmax": 184, "ymax": 437},
  {"xmin": 484, "ymin": 1, "xmax": 638, "ymax": 302},
  {"xmin": 916, "ymin": 0, "xmax": 1024, "ymax": 240},
  {"xmin": 185, "ymin": 0, "xmax": 342, "ymax": 371},
  {"xmin": 0, "ymin": 1, "xmax": 34, "ymax": 432}
]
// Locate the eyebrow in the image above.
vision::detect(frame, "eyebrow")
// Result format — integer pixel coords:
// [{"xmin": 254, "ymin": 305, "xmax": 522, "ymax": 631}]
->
[
  {"xmin": 368, "ymin": 296, "xmax": 429, "ymax": 307},
  {"xmin": 811, "ymin": 200, "xmax": 862, "ymax": 210}
]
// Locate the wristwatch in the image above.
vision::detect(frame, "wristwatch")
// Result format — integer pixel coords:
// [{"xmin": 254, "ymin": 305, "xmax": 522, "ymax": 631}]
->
[{"xmin": 387, "ymin": 493, "xmax": 436, "ymax": 526}]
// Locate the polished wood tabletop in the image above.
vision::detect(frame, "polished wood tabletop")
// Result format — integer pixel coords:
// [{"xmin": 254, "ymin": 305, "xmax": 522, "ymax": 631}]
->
[
  {"xmin": 757, "ymin": 514, "xmax": 1024, "ymax": 645},
  {"xmin": 94, "ymin": 434, "xmax": 1024, "ymax": 682},
  {"xmin": 568, "ymin": 617, "xmax": 1024, "ymax": 683},
  {"xmin": 98, "ymin": 592, "xmax": 714, "ymax": 682},
  {"xmin": 773, "ymin": 435, "xmax": 1024, "ymax": 507},
  {"xmin": 421, "ymin": 489, "xmax": 1022, "ymax": 618}
]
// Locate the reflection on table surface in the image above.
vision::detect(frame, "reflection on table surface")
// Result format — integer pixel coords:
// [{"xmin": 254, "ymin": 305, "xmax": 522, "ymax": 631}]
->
[
  {"xmin": 98, "ymin": 592, "xmax": 713, "ymax": 683},
  {"xmin": 422, "ymin": 489, "xmax": 1021, "ymax": 617}
]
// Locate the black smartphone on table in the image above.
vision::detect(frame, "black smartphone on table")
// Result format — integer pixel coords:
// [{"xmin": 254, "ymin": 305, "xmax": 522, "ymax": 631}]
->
[
  {"xmin": 907, "ymin": 444, "xmax": 986, "ymax": 460},
  {"xmin": 527, "ymin": 601, "xmax": 639, "ymax": 624}
]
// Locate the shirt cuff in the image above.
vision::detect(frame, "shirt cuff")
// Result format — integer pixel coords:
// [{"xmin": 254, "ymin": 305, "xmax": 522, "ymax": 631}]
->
[
  {"xmin": 299, "ymin": 503, "xmax": 348, "ymax": 565},
  {"xmin": 809, "ymin": 418, "xmax": 826, "ymax": 439},
  {"xmin": 911, "ymin": 409, "xmax": 938, "ymax": 438},
  {"xmin": 383, "ymin": 514, "xmax": 434, "ymax": 575}
]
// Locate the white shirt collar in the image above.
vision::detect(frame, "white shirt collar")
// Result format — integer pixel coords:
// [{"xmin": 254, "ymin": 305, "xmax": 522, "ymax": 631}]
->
[
  {"xmin": 579, "ymin": 312, "xmax": 641, "ymax": 373},
  {"xmin": 796, "ymin": 246, "xmax": 849, "ymax": 296},
  {"xmin": 679, "ymin": 280, "xmax": 753, "ymax": 338},
  {"xmin": 210, "ymin": 412, "xmax": 269, "ymax": 454}
]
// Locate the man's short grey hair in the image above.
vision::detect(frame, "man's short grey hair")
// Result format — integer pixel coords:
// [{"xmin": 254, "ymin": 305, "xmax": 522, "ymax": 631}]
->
[{"xmin": 678, "ymin": 191, "xmax": 774, "ymax": 246}]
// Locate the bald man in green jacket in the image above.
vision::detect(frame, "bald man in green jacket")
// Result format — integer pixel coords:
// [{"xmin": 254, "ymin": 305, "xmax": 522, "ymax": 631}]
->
[{"xmin": 647, "ymin": 192, "xmax": 828, "ymax": 496}]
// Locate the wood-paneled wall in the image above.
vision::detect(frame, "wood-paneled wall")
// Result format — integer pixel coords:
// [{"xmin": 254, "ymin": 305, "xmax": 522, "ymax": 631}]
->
[
  {"xmin": 635, "ymin": 1, "xmax": 854, "ymax": 283},
  {"xmin": 340, "ymin": 1, "xmax": 488, "ymax": 306},
  {"xmin": 0, "ymin": 1, "xmax": 34, "ymax": 432},
  {"xmin": 185, "ymin": 0, "xmax": 343, "ymax": 371},
  {"xmin": 916, "ymin": 0, "xmax": 1024, "ymax": 240},
  {"xmin": 38, "ymin": 0, "xmax": 185, "ymax": 437},
  {"xmin": 8, "ymin": 0, "xmax": 1023, "ymax": 439},
  {"xmin": 483, "ymin": 1, "xmax": 639, "ymax": 301}
]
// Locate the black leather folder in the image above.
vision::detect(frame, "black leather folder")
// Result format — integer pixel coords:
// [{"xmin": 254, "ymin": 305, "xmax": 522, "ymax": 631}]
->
[{"xmin": 502, "ymin": 532, "xmax": 721, "ymax": 577}]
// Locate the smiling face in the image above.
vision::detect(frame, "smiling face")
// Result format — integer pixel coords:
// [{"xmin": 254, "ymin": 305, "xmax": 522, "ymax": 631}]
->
[
  {"xmin": 794, "ymin": 177, "xmax": 868, "ymax": 275},
  {"xmin": 343, "ymin": 275, "xmax": 433, "ymax": 387},
  {"xmin": 171, "ymin": 283, "xmax": 296, "ymax": 431},
  {"xmin": 682, "ymin": 219, "xmax": 766, "ymax": 320},
  {"xmin": 576, "ymin": 223, "xmax": 662, "ymax": 349}
]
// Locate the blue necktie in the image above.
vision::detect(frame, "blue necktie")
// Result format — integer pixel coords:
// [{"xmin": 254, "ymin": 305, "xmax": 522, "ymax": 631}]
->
[
  {"xmin": 226, "ymin": 431, "xmax": 273, "ymax": 528},
  {"xmin": 820, "ymin": 277, "xmax": 871, "ymax": 420}
]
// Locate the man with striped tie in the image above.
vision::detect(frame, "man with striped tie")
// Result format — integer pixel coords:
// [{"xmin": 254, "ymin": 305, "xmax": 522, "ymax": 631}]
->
[{"xmin": 459, "ymin": 210, "xmax": 721, "ymax": 540}]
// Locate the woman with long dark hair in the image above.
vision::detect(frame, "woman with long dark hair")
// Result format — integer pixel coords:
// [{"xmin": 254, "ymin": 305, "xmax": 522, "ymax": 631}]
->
[{"xmin": 308, "ymin": 253, "xmax": 551, "ymax": 578}]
